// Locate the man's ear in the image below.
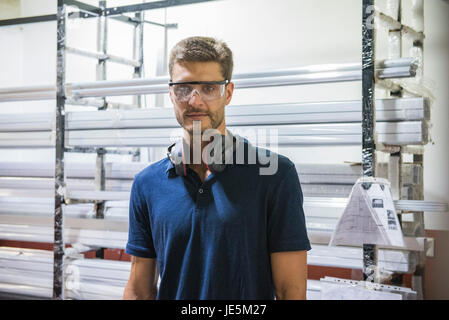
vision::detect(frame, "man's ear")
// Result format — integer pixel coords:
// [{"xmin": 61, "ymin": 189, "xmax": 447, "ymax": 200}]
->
[
  {"xmin": 225, "ymin": 82, "xmax": 234, "ymax": 106},
  {"xmin": 169, "ymin": 86, "xmax": 175, "ymax": 105}
]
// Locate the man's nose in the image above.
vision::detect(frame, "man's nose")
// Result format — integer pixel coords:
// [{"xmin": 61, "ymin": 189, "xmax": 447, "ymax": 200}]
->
[{"xmin": 188, "ymin": 89, "xmax": 203, "ymax": 105}]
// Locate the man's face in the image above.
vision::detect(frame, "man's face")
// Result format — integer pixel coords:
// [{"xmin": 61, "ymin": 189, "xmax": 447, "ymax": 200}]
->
[{"xmin": 169, "ymin": 61, "xmax": 234, "ymax": 134}]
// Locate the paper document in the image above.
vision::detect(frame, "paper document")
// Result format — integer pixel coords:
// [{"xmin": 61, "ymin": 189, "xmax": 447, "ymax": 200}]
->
[{"xmin": 329, "ymin": 177, "xmax": 405, "ymax": 248}]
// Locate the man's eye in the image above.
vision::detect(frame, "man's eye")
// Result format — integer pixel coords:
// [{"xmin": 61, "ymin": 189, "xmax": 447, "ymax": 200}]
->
[
  {"xmin": 203, "ymin": 85, "xmax": 217, "ymax": 93},
  {"xmin": 176, "ymin": 85, "xmax": 191, "ymax": 94}
]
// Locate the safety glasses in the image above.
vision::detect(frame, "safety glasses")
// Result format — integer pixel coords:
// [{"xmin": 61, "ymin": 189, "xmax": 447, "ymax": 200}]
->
[{"xmin": 169, "ymin": 80, "xmax": 229, "ymax": 102}]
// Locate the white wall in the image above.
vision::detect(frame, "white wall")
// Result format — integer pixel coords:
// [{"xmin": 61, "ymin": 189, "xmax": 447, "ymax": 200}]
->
[
  {"xmin": 163, "ymin": 0, "xmax": 365, "ymax": 165},
  {"xmin": 421, "ymin": 0, "xmax": 449, "ymax": 300},
  {"xmin": 0, "ymin": 0, "xmax": 20, "ymax": 19},
  {"xmin": 422, "ymin": 1, "xmax": 449, "ymax": 231},
  {"xmin": 0, "ymin": 0, "xmax": 447, "ymax": 298}
]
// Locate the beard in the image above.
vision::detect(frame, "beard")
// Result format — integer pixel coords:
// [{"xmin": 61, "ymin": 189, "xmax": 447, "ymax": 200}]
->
[{"xmin": 181, "ymin": 108, "xmax": 225, "ymax": 134}]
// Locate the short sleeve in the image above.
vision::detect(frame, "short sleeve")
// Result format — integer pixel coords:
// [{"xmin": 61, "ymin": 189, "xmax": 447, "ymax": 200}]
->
[
  {"xmin": 125, "ymin": 176, "xmax": 157, "ymax": 258},
  {"xmin": 267, "ymin": 164, "xmax": 312, "ymax": 252}
]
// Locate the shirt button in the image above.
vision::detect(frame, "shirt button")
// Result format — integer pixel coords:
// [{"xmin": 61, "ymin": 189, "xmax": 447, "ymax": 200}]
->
[{"xmin": 198, "ymin": 188, "xmax": 204, "ymax": 194}]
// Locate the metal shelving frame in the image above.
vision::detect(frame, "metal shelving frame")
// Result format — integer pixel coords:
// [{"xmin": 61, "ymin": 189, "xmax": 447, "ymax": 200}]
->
[
  {"xmin": 0, "ymin": 0, "xmax": 435, "ymax": 299},
  {"xmin": 52, "ymin": 0, "xmax": 217, "ymax": 301},
  {"xmin": 361, "ymin": 0, "xmax": 378, "ymax": 284},
  {"xmin": 52, "ymin": 0, "xmax": 432, "ymax": 299},
  {"xmin": 372, "ymin": 0, "xmax": 428, "ymax": 298},
  {"xmin": 0, "ymin": 0, "xmax": 190, "ymax": 300},
  {"xmin": 54, "ymin": 0, "xmax": 141, "ymax": 299}
]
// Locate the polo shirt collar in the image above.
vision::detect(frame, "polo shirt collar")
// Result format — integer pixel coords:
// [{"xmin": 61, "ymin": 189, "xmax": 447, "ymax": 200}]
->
[
  {"xmin": 165, "ymin": 130, "xmax": 246, "ymax": 176},
  {"xmin": 165, "ymin": 157, "xmax": 175, "ymax": 174}
]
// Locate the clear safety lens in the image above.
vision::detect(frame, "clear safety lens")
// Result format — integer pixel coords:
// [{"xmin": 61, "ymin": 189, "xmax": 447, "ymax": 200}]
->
[{"xmin": 171, "ymin": 83, "xmax": 226, "ymax": 102}]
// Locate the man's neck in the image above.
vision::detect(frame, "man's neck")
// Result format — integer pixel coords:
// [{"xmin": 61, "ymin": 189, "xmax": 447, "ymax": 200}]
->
[{"xmin": 183, "ymin": 126, "xmax": 228, "ymax": 181}]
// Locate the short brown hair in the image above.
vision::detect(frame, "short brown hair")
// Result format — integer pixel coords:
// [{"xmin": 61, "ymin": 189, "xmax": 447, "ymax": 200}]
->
[{"xmin": 169, "ymin": 36, "xmax": 234, "ymax": 81}]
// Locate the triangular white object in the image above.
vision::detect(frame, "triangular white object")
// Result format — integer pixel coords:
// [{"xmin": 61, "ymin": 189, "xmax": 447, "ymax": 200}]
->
[{"xmin": 329, "ymin": 177, "xmax": 405, "ymax": 248}]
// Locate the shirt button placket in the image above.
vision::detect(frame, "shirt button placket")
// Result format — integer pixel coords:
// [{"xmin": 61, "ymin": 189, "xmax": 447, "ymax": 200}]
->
[{"xmin": 197, "ymin": 185, "xmax": 207, "ymax": 208}]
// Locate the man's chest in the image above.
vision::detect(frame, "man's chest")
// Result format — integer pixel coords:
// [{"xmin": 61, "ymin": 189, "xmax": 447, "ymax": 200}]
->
[{"xmin": 146, "ymin": 174, "xmax": 267, "ymax": 244}]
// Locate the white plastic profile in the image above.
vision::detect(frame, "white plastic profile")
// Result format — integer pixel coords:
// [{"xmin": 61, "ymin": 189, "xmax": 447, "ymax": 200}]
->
[{"xmin": 0, "ymin": 58, "xmax": 418, "ymax": 102}]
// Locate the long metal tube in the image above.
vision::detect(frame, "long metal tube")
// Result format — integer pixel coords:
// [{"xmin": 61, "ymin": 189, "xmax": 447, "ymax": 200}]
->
[
  {"xmin": 0, "ymin": 91, "xmax": 56, "ymax": 102},
  {"xmin": 69, "ymin": 69, "xmax": 417, "ymax": 98},
  {"xmin": 0, "ymin": 84, "xmax": 54, "ymax": 94},
  {"xmin": 132, "ymin": 11, "xmax": 144, "ymax": 108},
  {"xmin": 53, "ymin": 0, "xmax": 66, "ymax": 300},
  {"xmin": 131, "ymin": 10, "xmax": 144, "ymax": 163},
  {"xmin": 94, "ymin": 0, "xmax": 107, "ymax": 223},
  {"xmin": 66, "ymin": 46, "xmax": 141, "ymax": 67},
  {"xmin": 102, "ymin": 0, "xmax": 216, "ymax": 16},
  {"xmin": 68, "ymin": 58, "xmax": 415, "ymax": 90},
  {"xmin": 0, "ymin": 58, "xmax": 418, "ymax": 102},
  {"xmin": 233, "ymin": 58, "xmax": 414, "ymax": 79},
  {"xmin": 67, "ymin": 68, "xmax": 418, "ymax": 98}
]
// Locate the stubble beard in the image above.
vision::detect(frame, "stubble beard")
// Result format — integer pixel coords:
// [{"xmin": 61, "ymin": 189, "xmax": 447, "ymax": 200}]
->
[{"xmin": 183, "ymin": 110, "xmax": 225, "ymax": 135}]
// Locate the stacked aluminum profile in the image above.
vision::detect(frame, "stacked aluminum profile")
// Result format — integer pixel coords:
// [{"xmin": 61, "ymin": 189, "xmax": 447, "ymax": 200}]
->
[
  {"xmin": 0, "ymin": 160, "xmax": 443, "ymax": 277},
  {"xmin": 0, "ymin": 246, "xmax": 416, "ymax": 300},
  {"xmin": 0, "ymin": 57, "xmax": 434, "ymax": 299},
  {"xmin": 0, "ymin": 247, "xmax": 129, "ymax": 299},
  {"xmin": 0, "ymin": 224, "xmax": 127, "ymax": 249},
  {"xmin": 0, "ymin": 160, "xmax": 432, "ymax": 200},
  {"xmin": 0, "ymin": 97, "xmax": 429, "ymax": 148},
  {"xmin": 0, "ymin": 161, "xmax": 445, "ymax": 220}
]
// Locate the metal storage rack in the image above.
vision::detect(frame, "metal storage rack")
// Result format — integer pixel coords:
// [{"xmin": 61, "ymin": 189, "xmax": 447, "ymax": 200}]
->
[{"xmin": 0, "ymin": 0, "xmax": 446, "ymax": 299}]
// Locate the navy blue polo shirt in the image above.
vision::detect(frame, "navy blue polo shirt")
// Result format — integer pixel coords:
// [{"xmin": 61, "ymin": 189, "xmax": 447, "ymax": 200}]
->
[{"xmin": 125, "ymin": 138, "xmax": 311, "ymax": 300}]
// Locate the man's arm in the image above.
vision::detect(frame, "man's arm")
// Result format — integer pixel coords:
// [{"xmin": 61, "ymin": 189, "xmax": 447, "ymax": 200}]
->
[
  {"xmin": 123, "ymin": 255, "xmax": 158, "ymax": 300},
  {"xmin": 270, "ymin": 250, "xmax": 308, "ymax": 300}
]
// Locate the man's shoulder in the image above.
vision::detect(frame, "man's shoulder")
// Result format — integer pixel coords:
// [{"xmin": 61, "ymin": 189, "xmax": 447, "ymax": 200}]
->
[
  {"xmin": 232, "ymin": 140, "xmax": 296, "ymax": 186},
  {"xmin": 134, "ymin": 157, "xmax": 171, "ymax": 184},
  {"xmin": 249, "ymin": 142, "xmax": 296, "ymax": 178}
]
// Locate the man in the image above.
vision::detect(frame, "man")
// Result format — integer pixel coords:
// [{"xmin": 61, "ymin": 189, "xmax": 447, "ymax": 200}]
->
[{"xmin": 123, "ymin": 36, "xmax": 311, "ymax": 300}]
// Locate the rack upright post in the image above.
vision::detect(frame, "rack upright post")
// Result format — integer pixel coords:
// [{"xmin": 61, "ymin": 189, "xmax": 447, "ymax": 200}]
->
[
  {"xmin": 362, "ymin": 0, "xmax": 379, "ymax": 283},
  {"xmin": 54, "ymin": 0, "xmax": 67, "ymax": 300}
]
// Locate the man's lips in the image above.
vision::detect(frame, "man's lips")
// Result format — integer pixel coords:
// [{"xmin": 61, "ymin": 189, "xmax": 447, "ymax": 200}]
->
[{"xmin": 186, "ymin": 113, "xmax": 208, "ymax": 119}]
